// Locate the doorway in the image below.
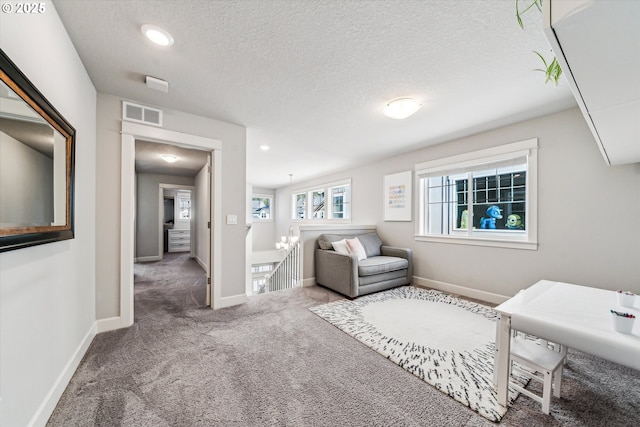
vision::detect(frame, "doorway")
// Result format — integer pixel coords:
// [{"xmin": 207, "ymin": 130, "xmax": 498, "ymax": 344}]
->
[
  {"xmin": 121, "ymin": 121, "xmax": 222, "ymax": 328},
  {"xmin": 158, "ymin": 185, "xmax": 196, "ymax": 260}
]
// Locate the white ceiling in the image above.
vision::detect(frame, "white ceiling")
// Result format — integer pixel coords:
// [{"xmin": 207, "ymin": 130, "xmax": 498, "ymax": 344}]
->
[
  {"xmin": 53, "ymin": 0, "xmax": 576, "ymax": 188},
  {"xmin": 135, "ymin": 140, "xmax": 208, "ymax": 177}
]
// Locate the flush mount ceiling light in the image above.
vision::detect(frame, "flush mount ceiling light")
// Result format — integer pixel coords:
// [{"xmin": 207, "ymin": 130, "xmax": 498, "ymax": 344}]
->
[
  {"xmin": 383, "ymin": 97, "xmax": 422, "ymax": 119},
  {"xmin": 161, "ymin": 155, "xmax": 178, "ymax": 163},
  {"xmin": 141, "ymin": 24, "xmax": 174, "ymax": 46},
  {"xmin": 259, "ymin": 145, "xmax": 270, "ymax": 151}
]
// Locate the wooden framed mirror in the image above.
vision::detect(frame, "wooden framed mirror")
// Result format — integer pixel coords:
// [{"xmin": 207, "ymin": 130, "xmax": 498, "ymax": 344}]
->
[{"xmin": 0, "ymin": 49, "xmax": 76, "ymax": 252}]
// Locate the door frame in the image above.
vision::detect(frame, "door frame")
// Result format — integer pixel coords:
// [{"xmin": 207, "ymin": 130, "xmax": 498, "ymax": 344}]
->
[
  {"xmin": 158, "ymin": 184, "xmax": 196, "ymax": 261},
  {"xmin": 120, "ymin": 121, "xmax": 222, "ymax": 327}
]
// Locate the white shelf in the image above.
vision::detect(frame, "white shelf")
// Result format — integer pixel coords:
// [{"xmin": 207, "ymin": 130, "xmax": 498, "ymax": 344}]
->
[{"xmin": 544, "ymin": 0, "xmax": 640, "ymax": 165}]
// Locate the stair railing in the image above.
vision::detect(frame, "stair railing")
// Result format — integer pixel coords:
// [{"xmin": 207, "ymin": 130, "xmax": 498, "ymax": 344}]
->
[{"xmin": 263, "ymin": 238, "xmax": 301, "ymax": 293}]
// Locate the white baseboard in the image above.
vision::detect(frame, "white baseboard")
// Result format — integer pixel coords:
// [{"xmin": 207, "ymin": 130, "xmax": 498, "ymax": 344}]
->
[
  {"xmin": 96, "ymin": 316, "xmax": 123, "ymax": 333},
  {"xmin": 215, "ymin": 293, "xmax": 248, "ymax": 309},
  {"xmin": 412, "ymin": 276, "xmax": 509, "ymax": 305},
  {"xmin": 28, "ymin": 322, "xmax": 96, "ymax": 427},
  {"xmin": 302, "ymin": 277, "xmax": 316, "ymax": 287},
  {"xmin": 194, "ymin": 255, "xmax": 207, "ymax": 271},
  {"xmin": 136, "ymin": 255, "xmax": 161, "ymax": 262}
]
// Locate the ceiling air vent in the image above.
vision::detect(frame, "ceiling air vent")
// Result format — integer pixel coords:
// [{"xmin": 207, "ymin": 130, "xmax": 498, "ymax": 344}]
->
[{"xmin": 122, "ymin": 101, "xmax": 163, "ymax": 127}]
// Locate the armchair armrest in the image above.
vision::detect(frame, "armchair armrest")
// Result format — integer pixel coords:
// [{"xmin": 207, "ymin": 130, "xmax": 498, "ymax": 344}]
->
[
  {"xmin": 380, "ymin": 246, "xmax": 413, "ymax": 281},
  {"xmin": 315, "ymin": 249, "xmax": 359, "ymax": 297}
]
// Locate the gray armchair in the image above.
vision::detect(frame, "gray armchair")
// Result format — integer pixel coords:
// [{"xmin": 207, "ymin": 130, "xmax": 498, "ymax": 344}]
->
[{"xmin": 315, "ymin": 232, "xmax": 412, "ymax": 298}]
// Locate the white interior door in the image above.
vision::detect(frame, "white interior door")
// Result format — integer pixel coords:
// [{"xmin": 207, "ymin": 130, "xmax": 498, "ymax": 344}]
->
[{"xmin": 205, "ymin": 154, "xmax": 212, "ymax": 307}]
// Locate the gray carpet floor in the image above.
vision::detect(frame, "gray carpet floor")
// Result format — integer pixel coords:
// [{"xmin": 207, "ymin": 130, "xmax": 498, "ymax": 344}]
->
[{"xmin": 47, "ymin": 253, "xmax": 640, "ymax": 426}]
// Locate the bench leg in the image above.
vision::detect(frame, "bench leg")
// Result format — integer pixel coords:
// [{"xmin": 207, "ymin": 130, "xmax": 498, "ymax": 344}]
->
[
  {"xmin": 553, "ymin": 364, "xmax": 563, "ymax": 398},
  {"xmin": 542, "ymin": 369, "xmax": 553, "ymax": 414}
]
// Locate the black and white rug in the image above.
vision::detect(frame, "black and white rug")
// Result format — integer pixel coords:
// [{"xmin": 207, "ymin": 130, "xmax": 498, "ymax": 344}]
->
[{"xmin": 310, "ymin": 286, "xmax": 524, "ymax": 422}]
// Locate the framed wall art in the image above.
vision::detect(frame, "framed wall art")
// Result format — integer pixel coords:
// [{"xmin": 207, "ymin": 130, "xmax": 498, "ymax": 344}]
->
[{"xmin": 383, "ymin": 170, "xmax": 412, "ymax": 221}]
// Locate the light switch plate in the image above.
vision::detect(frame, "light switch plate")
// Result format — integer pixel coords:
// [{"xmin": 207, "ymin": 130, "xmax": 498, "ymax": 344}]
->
[{"xmin": 226, "ymin": 214, "xmax": 238, "ymax": 225}]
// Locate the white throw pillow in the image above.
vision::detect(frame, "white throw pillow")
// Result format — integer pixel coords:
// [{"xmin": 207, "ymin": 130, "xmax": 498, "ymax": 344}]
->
[
  {"xmin": 346, "ymin": 237, "xmax": 367, "ymax": 261},
  {"xmin": 331, "ymin": 239, "xmax": 350, "ymax": 255}
]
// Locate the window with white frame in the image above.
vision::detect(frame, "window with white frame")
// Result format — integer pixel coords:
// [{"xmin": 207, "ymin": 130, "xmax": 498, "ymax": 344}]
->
[
  {"xmin": 311, "ymin": 189, "xmax": 325, "ymax": 219},
  {"xmin": 329, "ymin": 183, "xmax": 351, "ymax": 219},
  {"xmin": 415, "ymin": 139, "xmax": 537, "ymax": 249},
  {"xmin": 292, "ymin": 180, "xmax": 351, "ymax": 221},
  {"xmin": 177, "ymin": 191, "xmax": 191, "ymax": 221},
  {"xmin": 251, "ymin": 195, "xmax": 273, "ymax": 221},
  {"xmin": 293, "ymin": 192, "xmax": 307, "ymax": 220}
]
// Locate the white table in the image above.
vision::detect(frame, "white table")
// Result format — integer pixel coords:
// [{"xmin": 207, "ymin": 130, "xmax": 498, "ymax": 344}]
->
[{"xmin": 493, "ymin": 280, "xmax": 640, "ymax": 408}]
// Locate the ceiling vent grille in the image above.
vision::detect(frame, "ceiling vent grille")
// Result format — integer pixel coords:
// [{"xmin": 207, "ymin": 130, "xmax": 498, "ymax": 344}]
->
[{"xmin": 122, "ymin": 101, "xmax": 163, "ymax": 127}]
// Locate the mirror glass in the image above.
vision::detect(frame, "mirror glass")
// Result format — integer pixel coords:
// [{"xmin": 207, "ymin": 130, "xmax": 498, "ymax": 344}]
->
[
  {"xmin": 0, "ymin": 49, "xmax": 75, "ymax": 251},
  {"xmin": 0, "ymin": 80, "xmax": 67, "ymax": 228}
]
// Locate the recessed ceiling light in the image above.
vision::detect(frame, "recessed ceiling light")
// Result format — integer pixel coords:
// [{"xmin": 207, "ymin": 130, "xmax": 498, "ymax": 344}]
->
[
  {"xmin": 161, "ymin": 155, "xmax": 178, "ymax": 163},
  {"xmin": 141, "ymin": 24, "xmax": 174, "ymax": 46},
  {"xmin": 260, "ymin": 145, "xmax": 270, "ymax": 151},
  {"xmin": 383, "ymin": 97, "xmax": 422, "ymax": 119}
]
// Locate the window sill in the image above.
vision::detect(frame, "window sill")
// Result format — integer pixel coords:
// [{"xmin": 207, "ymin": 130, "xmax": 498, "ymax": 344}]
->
[
  {"xmin": 414, "ymin": 234, "xmax": 538, "ymax": 250},
  {"xmin": 292, "ymin": 219, "xmax": 352, "ymax": 225}
]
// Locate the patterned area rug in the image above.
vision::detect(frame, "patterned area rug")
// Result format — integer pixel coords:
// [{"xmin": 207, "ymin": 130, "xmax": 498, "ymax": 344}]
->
[{"xmin": 310, "ymin": 286, "xmax": 523, "ymax": 422}]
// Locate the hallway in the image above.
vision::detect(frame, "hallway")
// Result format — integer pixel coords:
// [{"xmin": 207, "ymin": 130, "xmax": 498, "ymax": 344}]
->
[{"xmin": 134, "ymin": 253, "xmax": 207, "ymax": 320}]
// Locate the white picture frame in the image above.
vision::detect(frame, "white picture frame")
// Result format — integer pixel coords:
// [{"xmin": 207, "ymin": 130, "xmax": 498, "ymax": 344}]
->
[{"xmin": 384, "ymin": 170, "xmax": 412, "ymax": 221}]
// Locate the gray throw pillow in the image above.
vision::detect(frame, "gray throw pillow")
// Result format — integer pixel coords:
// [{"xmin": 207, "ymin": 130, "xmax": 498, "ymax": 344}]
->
[
  {"xmin": 357, "ymin": 232, "xmax": 382, "ymax": 257},
  {"xmin": 317, "ymin": 234, "xmax": 334, "ymax": 250},
  {"xmin": 318, "ymin": 234, "xmax": 353, "ymax": 250}
]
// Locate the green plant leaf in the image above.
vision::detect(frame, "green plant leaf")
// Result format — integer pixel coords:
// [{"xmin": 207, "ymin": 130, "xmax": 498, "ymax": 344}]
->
[
  {"xmin": 549, "ymin": 57, "xmax": 563, "ymax": 86},
  {"xmin": 533, "ymin": 51, "xmax": 549, "ymax": 68},
  {"xmin": 533, "ymin": 51, "xmax": 563, "ymax": 85},
  {"xmin": 534, "ymin": 0, "xmax": 542, "ymax": 12},
  {"xmin": 516, "ymin": 0, "xmax": 542, "ymax": 29},
  {"xmin": 517, "ymin": 1, "xmax": 562, "ymax": 85}
]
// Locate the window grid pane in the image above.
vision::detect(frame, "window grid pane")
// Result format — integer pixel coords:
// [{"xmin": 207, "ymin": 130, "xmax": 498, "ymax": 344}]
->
[
  {"xmin": 330, "ymin": 185, "xmax": 350, "ymax": 219},
  {"xmin": 251, "ymin": 196, "xmax": 271, "ymax": 220},
  {"xmin": 294, "ymin": 193, "xmax": 306, "ymax": 219},
  {"xmin": 292, "ymin": 182, "xmax": 351, "ymax": 221},
  {"xmin": 455, "ymin": 178, "xmax": 469, "ymax": 230},
  {"xmin": 472, "ymin": 170, "xmax": 526, "ymax": 230},
  {"xmin": 425, "ymin": 176, "xmax": 458, "ymax": 235},
  {"xmin": 421, "ymin": 169, "xmax": 526, "ymax": 235},
  {"xmin": 312, "ymin": 190, "xmax": 325, "ymax": 219}
]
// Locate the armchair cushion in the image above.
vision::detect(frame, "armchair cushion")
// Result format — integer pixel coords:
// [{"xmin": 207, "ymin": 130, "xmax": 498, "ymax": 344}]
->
[
  {"xmin": 356, "ymin": 232, "xmax": 382, "ymax": 257},
  {"xmin": 358, "ymin": 256, "xmax": 409, "ymax": 276}
]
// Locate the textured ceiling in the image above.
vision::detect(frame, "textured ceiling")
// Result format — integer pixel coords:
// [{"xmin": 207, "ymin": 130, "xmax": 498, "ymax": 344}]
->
[
  {"xmin": 135, "ymin": 140, "xmax": 208, "ymax": 177},
  {"xmin": 53, "ymin": 0, "xmax": 576, "ymax": 188}
]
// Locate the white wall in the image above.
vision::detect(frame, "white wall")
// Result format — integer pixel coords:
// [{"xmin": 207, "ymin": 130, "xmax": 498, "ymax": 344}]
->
[
  {"xmin": 96, "ymin": 93, "xmax": 246, "ymax": 318},
  {"xmin": 276, "ymin": 108, "xmax": 640, "ymax": 299},
  {"xmin": 0, "ymin": 2, "xmax": 97, "ymax": 425}
]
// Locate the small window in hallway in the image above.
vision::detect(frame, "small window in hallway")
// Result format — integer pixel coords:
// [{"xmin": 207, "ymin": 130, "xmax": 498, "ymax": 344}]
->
[{"xmin": 252, "ymin": 195, "xmax": 273, "ymax": 221}]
